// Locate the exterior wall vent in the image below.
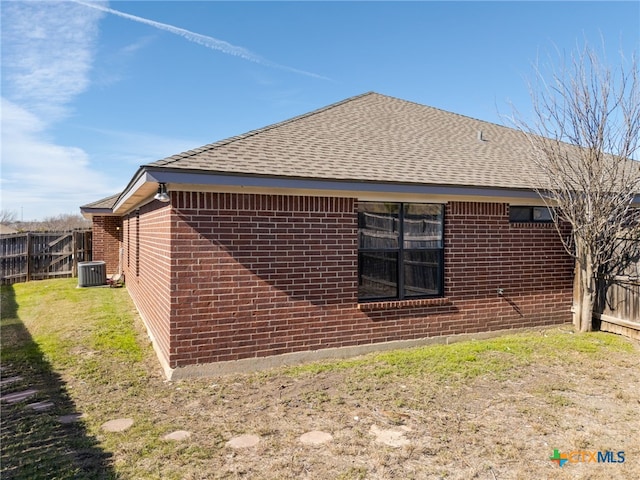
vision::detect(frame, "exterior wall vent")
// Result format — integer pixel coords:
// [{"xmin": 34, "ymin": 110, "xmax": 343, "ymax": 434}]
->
[{"xmin": 78, "ymin": 261, "xmax": 106, "ymax": 287}]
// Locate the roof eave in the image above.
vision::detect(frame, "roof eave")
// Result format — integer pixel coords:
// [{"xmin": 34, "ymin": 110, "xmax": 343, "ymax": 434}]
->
[
  {"xmin": 95, "ymin": 164, "xmax": 640, "ymax": 217},
  {"xmin": 135, "ymin": 166, "xmax": 545, "ymax": 202},
  {"xmin": 80, "ymin": 207, "xmax": 120, "ymax": 220}
]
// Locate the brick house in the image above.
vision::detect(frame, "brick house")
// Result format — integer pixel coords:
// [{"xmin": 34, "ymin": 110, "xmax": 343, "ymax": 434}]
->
[{"xmin": 81, "ymin": 92, "xmax": 574, "ymax": 379}]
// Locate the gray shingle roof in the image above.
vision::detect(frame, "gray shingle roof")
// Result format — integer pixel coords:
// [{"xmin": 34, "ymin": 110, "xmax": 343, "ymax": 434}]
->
[
  {"xmin": 80, "ymin": 193, "xmax": 120, "ymax": 210},
  {"xmin": 147, "ymin": 92, "xmax": 538, "ymax": 190}
]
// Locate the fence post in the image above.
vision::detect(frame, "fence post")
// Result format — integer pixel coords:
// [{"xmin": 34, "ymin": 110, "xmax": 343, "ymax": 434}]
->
[
  {"xmin": 72, "ymin": 231, "xmax": 78, "ymax": 277},
  {"xmin": 87, "ymin": 230, "xmax": 92, "ymax": 261},
  {"xmin": 26, "ymin": 232, "xmax": 32, "ymax": 282}
]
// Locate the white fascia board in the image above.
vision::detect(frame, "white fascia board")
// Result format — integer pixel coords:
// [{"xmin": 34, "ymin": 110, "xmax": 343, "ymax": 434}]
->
[{"xmin": 112, "ymin": 171, "xmax": 156, "ymax": 214}]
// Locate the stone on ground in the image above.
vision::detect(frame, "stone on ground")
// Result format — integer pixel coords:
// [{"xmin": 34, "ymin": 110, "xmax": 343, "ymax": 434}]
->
[
  {"xmin": 299, "ymin": 430, "xmax": 333, "ymax": 445},
  {"xmin": 370, "ymin": 424, "xmax": 411, "ymax": 448},
  {"xmin": 163, "ymin": 430, "xmax": 191, "ymax": 441},
  {"xmin": 226, "ymin": 434, "xmax": 260, "ymax": 448},
  {"xmin": 101, "ymin": 418, "xmax": 134, "ymax": 432}
]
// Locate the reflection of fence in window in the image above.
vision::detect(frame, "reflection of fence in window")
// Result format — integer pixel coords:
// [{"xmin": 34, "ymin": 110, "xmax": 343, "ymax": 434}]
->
[
  {"xmin": 358, "ymin": 204, "xmax": 444, "ymax": 301},
  {"xmin": 403, "ymin": 250, "xmax": 441, "ymax": 296},
  {"xmin": 359, "ymin": 230, "xmax": 398, "ymax": 249},
  {"xmin": 359, "ymin": 211, "xmax": 398, "ymax": 234},
  {"xmin": 403, "ymin": 218, "xmax": 443, "ymax": 244},
  {"xmin": 359, "ymin": 252, "xmax": 397, "ymax": 299},
  {"xmin": 359, "ymin": 250, "xmax": 441, "ymax": 298},
  {"xmin": 359, "ymin": 213, "xmax": 442, "ymax": 249}
]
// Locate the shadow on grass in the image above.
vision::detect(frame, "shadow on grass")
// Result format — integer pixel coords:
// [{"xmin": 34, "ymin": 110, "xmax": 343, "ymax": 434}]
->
[{"xmin": 1, "ymin": 284, "xmax": 116, "ymax": 479}]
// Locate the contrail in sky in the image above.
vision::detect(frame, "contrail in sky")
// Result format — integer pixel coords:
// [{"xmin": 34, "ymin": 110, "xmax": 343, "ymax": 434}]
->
[{"xmin": 73, "ymin": 0, "xmax": 328, "ymax": 80}]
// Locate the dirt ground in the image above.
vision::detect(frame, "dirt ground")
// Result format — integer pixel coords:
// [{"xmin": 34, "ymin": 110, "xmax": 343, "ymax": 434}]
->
[{"xmin": 81, "ymin": 327, "xmax": 640, "ymax": 480}]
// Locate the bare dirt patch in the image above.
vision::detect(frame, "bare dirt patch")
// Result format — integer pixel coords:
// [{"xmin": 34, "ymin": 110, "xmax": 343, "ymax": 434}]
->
[{"xmin": 90, "ymin": 328, "xmax": 639, "ymax": 480}]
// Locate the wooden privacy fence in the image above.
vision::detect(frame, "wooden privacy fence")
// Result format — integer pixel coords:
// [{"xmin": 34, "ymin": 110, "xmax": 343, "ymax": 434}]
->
[
  {"xmin": 595, "ymin": 239, "xmax": 640, "ymax": 340},
  {"xmin": 0, "ymin": 230, "xmax": 92, "ymax": 284}
]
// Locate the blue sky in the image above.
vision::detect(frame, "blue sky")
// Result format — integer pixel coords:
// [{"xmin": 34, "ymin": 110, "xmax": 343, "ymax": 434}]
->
[{"xmin": 1, "ymin": 1, "xmax": 638, "ymax": 221}]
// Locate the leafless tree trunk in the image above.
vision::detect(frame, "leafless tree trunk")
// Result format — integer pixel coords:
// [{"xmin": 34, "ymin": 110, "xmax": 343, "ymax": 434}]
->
[{"xmin": 514, "ymin": 44, "xmax": 640, "ymax": 332}]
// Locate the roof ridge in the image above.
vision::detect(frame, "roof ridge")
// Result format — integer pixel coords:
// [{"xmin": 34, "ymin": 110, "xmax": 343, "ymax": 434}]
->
[
  {"xmin": 374, "ymin": 91, "xmax": 516, "ymax": 132},
  {"xmin": 148, "ymin": 91, "xmax": 378, "ymax": 168}
]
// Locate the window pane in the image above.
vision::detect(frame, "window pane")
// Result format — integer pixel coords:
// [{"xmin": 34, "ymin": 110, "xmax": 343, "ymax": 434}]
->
[
  {"xmin": 533, "ymin": 206, "xmax": 552, "ymax": 221},
  {"xmin": 509, "ymin": 206, "xmax": 531, "ymax": 222},
  {"xmin": 358, "ymin": 202, "xmax": 399, "ymax": 249},
  {"xmin": 403, "ymin": 250, "xmax": 441, "ymax": 297},
  {"xmin": 510, "ymin": 206, "xmax": 553, "ymax": 222},
  {"xmin": 403, "ymin": 203, "xmax": 443, "ymax": 248},
  {"xmin": 359, "ymin": 251, "xmax": 398, "ymax": 299}
]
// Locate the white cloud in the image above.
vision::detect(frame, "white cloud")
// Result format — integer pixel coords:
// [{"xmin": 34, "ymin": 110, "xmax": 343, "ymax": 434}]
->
[
  {"xmin": 1, "ymin": 0, "xmax": 104, "ymax": 121},
  {"xmin": 0, "ymin": 1, "xmax": 112, "ymax": 220},
  {"xmin": 1, "ymin": 99, "xmax": 117, "ymax": 220}
]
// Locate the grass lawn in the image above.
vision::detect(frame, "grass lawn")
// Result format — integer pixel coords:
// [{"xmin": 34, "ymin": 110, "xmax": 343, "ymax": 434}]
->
[{"xmin": 1, "ymin": 278, "xmax": 639, "ymax": 479}]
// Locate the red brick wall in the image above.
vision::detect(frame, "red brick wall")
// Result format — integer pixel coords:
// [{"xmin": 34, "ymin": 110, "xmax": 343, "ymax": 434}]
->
[
  {"xmin": 443, "ymin": 201, "xmax": 573, "ymax": 329},
  {"xmin": 166, "ymin": 192, "xmax": 358, "ymax": 367},
  {"xmin": 122, "ymin": 201, "xmax": 173, "ymax": 367},
  {"xmin": 91, "ymin": 216, "xmax": 122, "ymax": 275},
  {"xmin": 154, "ymin": 193, "xmax": 573, "ymax": 369}
]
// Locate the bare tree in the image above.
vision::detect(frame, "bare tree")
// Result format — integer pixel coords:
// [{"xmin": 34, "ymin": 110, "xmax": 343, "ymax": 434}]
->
[
  {"xmin": 0, "ymin": 209, "xmax": 18, "ymax": 225},
  {"xmin": 38, "ymin": 213, "xmax": 91, "ymax": 231},
  {"xmin": 12, "ymin": 214, "xmax": 91, "ymax": 232},
  {"xmin": 514, "ymin": 44, "xmax": 640, "ymax": 332}
]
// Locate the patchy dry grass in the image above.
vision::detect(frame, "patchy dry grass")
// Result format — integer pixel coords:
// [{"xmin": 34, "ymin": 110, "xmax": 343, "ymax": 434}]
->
[{"xmin": 2, "ymin": 279, "xmax": 639, "ymax": 479}]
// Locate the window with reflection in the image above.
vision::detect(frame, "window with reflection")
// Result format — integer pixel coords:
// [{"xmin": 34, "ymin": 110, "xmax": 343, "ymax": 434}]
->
[
  {"xmin": 358, "ymin": 202, "xmax": 444, "ymax": 301},
  {"xmin": 509, "ymin": 206, "xmax": 553, "ymax": 223}
]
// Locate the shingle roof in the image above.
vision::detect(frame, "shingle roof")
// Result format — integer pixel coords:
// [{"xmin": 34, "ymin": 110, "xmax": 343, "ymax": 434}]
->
[
  {"xmin": 80, "ymin": 193, "xmax": 120, "ymax": 210},
  {"xmin": 147, "ymin": 92, "xmax": 538, "ymax": 190}
]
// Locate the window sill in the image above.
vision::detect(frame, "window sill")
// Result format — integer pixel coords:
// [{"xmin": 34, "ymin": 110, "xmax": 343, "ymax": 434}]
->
[
  {"xmin": 358, "ymin": 297, "xmax": 451, "ymax": 312},
  {"xmin": 509, "ymin": 222, "xmax": 555, "ymax": 227}
]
